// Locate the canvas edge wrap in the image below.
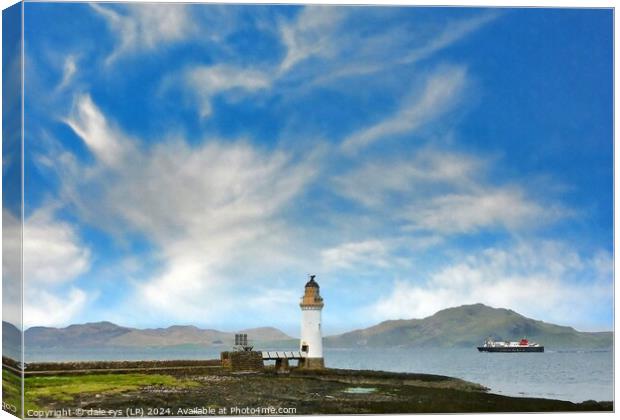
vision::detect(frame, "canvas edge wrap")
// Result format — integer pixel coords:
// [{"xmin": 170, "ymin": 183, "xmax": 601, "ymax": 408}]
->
[{"xmin": 2, "ymin": 1, "xmax": 24, "ymax": 418}]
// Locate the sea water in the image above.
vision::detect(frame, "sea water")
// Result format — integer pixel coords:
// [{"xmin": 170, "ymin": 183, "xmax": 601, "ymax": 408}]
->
[
  {"xmin": 24, "ymin": 346, "xmax": 613, "ymax": 403},
  {"xmin": 324, "ymin": 347, "xmax": 613, "ymax": 403}
]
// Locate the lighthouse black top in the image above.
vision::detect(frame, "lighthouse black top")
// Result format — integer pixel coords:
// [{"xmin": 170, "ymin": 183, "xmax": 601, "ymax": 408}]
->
[{"xmin": 305, "ymin": 275, "xmax": 319, "ymax": 289}]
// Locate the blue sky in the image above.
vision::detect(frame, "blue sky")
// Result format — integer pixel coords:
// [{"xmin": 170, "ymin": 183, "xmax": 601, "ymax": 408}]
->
[{"xmin": 10, "ymin": 4, "xmax": 612, "ymax": 334}]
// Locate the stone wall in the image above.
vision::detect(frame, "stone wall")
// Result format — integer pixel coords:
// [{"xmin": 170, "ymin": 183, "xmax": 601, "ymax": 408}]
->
[
  {"xmin": 221, "ymin": 351, "xmax": 264, "ymax": 372},
  {"xmin": 25, "ymin": 359, "xmax": 221, "ymax": 372},
  {"xmin": 220, "ymin": 351, "xmax": 231, "ymax": 368}
]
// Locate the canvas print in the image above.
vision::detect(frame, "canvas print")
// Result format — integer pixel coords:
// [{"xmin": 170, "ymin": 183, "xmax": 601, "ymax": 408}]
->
[{"xmin": 1, "ymin": 2, "xmax": 614, "ymax": 417}]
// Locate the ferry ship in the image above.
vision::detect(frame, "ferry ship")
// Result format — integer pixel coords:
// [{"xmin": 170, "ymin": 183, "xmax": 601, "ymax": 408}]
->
[{"xmin": 477, "ymin": 338, "xmax": 544, "ymax": 353}]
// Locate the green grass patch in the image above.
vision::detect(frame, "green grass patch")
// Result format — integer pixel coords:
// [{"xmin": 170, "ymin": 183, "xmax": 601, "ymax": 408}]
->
[
  {"xmin": 25, "ymin": 374, "xmax": 200, "ymax": 406},
  {"xmin": 3, "ymin": 368, "xmax": 22, "ymax": 414}
]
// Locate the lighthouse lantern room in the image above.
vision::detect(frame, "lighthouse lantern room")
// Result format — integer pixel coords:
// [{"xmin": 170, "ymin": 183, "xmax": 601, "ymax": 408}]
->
[{"xmin": 299, "ymin": 275, "xmax": 325, "ymax": 369}]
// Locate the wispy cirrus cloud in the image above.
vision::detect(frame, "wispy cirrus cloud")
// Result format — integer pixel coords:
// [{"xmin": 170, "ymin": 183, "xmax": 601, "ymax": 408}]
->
[
  {"xmin": 60, "ymin": 94, "xmax": 319, "ymax": 326},
  {"xmin": 321, "ymin": 240, "xmax": 393, "ymax": 271},
  {"xmin": 304, "ymin": 11, "xmax": 498, "ymax": 87},
  {"xmin": 278, "ymin": 6, "xmax": 346, "ymax": 73},
  {"xmin": 40, "ymin": 14, "xmax": 587, "ymax": 330},
  {"xmin": 272, "ymin": 7, "xmax": 499, "ymax": 95},
  {"xmin": 56, "ymin": 55, "xmax": 77, "ymax": 92},
  {"xmin": 399, "ymin": 12, "xmax": 498, "ymax": 65},
  {"xmin": 64, "ymin": 93, "xmax": 133, "ymax": 167},
  {"xmin": 21, "ymin": 5, "xmax": 611, "ymax": 333},
  {"xmin": 333, "ymin": 145, "xmax": 569, "ymax": 237},
  {"xmin": 341, "ymin": 66, "xmax": 468, "ymax": 154},
  {"xmin": 91, "ymin": 3, "xmax": 197, "ymax": 65},
  {"xmin": 185, "ymin": 65, "xmax": 272, "ymax": 118},
  {"xmin": 400, "ymin": 187, "xmax": 571, "ymax": 234},
  {"xmin": 333, "ymin": 147, "xmax": 484, "ymax": 207},
  {"xmin": 175, "ymin": 8, "xmax": 495, "ymax": 120}
]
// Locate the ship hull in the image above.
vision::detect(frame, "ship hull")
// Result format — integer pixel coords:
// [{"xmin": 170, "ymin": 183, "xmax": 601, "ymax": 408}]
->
[{"xmin": 477, "ymin": 346, "xmax": 544, "ymax": 353}]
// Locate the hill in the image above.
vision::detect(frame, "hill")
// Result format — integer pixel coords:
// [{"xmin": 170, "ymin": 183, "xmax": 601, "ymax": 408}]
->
[
  {"xmin": 239, "ymin": 327, "xmax": 293, "ymax": 342},
  {"xmin": 325, "ymin": 303, "xmax": 613, "ymax": 349},
  {"xmin": 12, "ymin": 304, "xmax": 613, "ymax": 350},
  {"xmin": 23, "ymin": 322, "xmax": 293, "ymax": 348},
  {"xmin": 2, "ymin": 321, "xmax": 22, "ymax": 359},
  {"xmin": 26, "ymin": 321, "xmax": 132, "ymax": 347}
]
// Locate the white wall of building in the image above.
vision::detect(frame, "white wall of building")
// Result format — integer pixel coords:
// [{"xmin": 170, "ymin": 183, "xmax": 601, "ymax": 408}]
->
[{"xmin": 300, "ymin": 307, "xmax": 323, "ymax": 358}]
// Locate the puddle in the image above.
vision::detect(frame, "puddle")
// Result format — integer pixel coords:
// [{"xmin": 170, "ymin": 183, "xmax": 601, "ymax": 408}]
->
[{"xmin": 343, "ymin": 387, "xmax": 377, "ymax": 394}]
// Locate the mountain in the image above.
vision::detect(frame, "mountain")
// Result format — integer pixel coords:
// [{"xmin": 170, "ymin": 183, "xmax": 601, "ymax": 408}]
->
[
  {"xmin": 2, "ymin": 321, "xmax": 22, "ymax": 358},
  {"xmin": 26, "ymin": 322, "xmax": 132, "ymax": 347},
  {"xmin": 325, "ymin": 304, "xmax": 613, "ymax": 349},
  {"xmin": 12, "ymin": 304, "xmax": 613, "ymax": 350},
  {"xmin": 106, "ymin": 325, "xmax": 231, "ymax": 347},
  {"xmin": 3, "ymin": 321, "xmax": 21, "ymax": 345},
  {"xmin": 23, "ymin": 322, "xmax": 293, "ymax": 348},
  {"xmin": 239, "ymin": 327, "xmax": 294, "ymax": 342}
]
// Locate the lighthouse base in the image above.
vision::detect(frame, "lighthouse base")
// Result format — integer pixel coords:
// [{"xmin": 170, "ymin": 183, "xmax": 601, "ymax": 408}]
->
[{"xmin": 300, "ymin": 357, "xmax": 325, "ymax": 369}]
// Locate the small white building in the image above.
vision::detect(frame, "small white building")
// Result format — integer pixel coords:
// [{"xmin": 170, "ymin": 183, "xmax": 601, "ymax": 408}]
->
[{"xmin": 299, "ymin": 275, "xmax": 325, "ymax": 368}]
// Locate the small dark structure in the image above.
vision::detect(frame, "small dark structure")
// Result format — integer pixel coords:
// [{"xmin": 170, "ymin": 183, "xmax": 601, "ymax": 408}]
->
[
  {"xmin": 221, "ymin": 334, "xmax": 264, "ymax": 372},
  {"xmin": 220, "ymin": 350, "xmax": 264, "ymax": 372},
  {"xmin": 234, "ymin": 333, "xmax": 253, "ymax": 351}
]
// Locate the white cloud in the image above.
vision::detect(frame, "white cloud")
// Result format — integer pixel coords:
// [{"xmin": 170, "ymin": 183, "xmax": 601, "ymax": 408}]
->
[
  {"xmin": 186, "ymin": 65, "xmax": 271, "ymax": 118},
  {"xmin": 172, "ymin": 9, "xmax": 493, "ymax": 120},
  {"xmin": 115, "ymin": 140, "xmax": 317, "ymax": 322},
  {"xmin": 400, "ymin": 12, "xmax": 498, "ymax": 65},
  {"xmin": 4, "ymin": 206, "xmax": 91, "ymax": 291},
  {"xmin": 370, "ymin": 241, "xmax": 612, "ymax": 330},
  {"xmin": 58, "ymin": 95, "xmax": 319, "ymax": 325},
  {"xmin": 64, "ymin": 94, "xmax": 132, "ymax": 167},
  {"xmin": 321, "ymin": 240, "xmax": 393, "ymax": 271},
  {"xmin": 91, "ymin": 3, "xmax": 196, "ymax": 64},
  {"xmin": 23, "ymin": 207, "xmax": 91, "ymax": 287},
  {"xmin": 283, "ymin": 11, "xmax": 497, "ymax": 90},
  {"xmin": 401, "ymin": 187, "xmax": 569, "ymax": 234},
  {"xmin": 278, "ymin": 6, "xmax": 345, "ymax": 73},
  {"xmin": 57, "ymin": 55, "xmax": 77, "ymax": 91},
  {"xmin": 170, "ymin": 6, "xmax": 344, "ymax": 119},
  {"xmin": 320, "ymin": 235, "xmax": 447, "ymax": 275},
  {"xmin": 341, "ymin": 66, "xmax": 467, "ymax": 154},
  {"xmin": 25, "ymin": 288, "xmax": 89, "ymax": 328},
  {"xmin": 334, "ymin": 146, "xmax": 568, "ymax": 236},
  {"xmin": 3, "ymin": 206, "xmax": 93, "ymax": 328},
  {"xmin": 2, "ymin": 210, "xmax": 21, "ymax": 285},
  {"xmin": 56, "ymin": 96, "xmax": 578, "ymax": 328},
  {"xmin": 334, "ymin": 148, "xmax": 485, "ymax": 208},
  {"xmin": 3, "ymin": 210, "xmax": 22, "ymax": 327},
  {"xmin": 107, "ymin": 139, "xmax": 315, "ymax": 242}
]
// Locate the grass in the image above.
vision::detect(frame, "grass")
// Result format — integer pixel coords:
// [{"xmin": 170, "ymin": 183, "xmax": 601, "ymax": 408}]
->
[
  {"xmin": 3, "ymin": 368, "xmax": 22, "ymax": 414},
  {"xmin": 25, "ymin": 374, "xmax": 200, "ymax": 407}
]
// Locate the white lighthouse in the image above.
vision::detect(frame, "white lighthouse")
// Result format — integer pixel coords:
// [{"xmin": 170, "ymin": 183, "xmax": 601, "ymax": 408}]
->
[{"xmin": 299, "ymin": 275, "xmax": 325, "ymax": 369}]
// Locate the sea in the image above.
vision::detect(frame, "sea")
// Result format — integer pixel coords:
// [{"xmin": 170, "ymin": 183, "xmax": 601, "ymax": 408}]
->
[{"xmin": 22, "ymin": 346, "xmax": 613, "ymax": 404}]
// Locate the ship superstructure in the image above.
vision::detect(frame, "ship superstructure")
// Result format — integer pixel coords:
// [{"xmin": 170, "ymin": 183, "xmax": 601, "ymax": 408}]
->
[{"xmin": 477, "ymin": 338, "xmax": 544, "ymax": 353}]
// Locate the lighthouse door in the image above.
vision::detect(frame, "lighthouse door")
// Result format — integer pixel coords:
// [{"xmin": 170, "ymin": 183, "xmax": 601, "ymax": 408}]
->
[{"xmin": 301, "ymin": 344, "xmax": 309, "ymax": 352}]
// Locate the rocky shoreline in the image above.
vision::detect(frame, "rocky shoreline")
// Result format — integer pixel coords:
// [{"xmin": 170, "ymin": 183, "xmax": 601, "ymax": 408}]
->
[{"xmin": 2, "ymin": 361, "xmax": 613, "ymax": 415}]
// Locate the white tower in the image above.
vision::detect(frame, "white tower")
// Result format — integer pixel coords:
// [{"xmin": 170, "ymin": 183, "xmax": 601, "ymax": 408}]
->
[{"xmin": 299, "ymin": 275, "xmax": 324, "ymax": 369}]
